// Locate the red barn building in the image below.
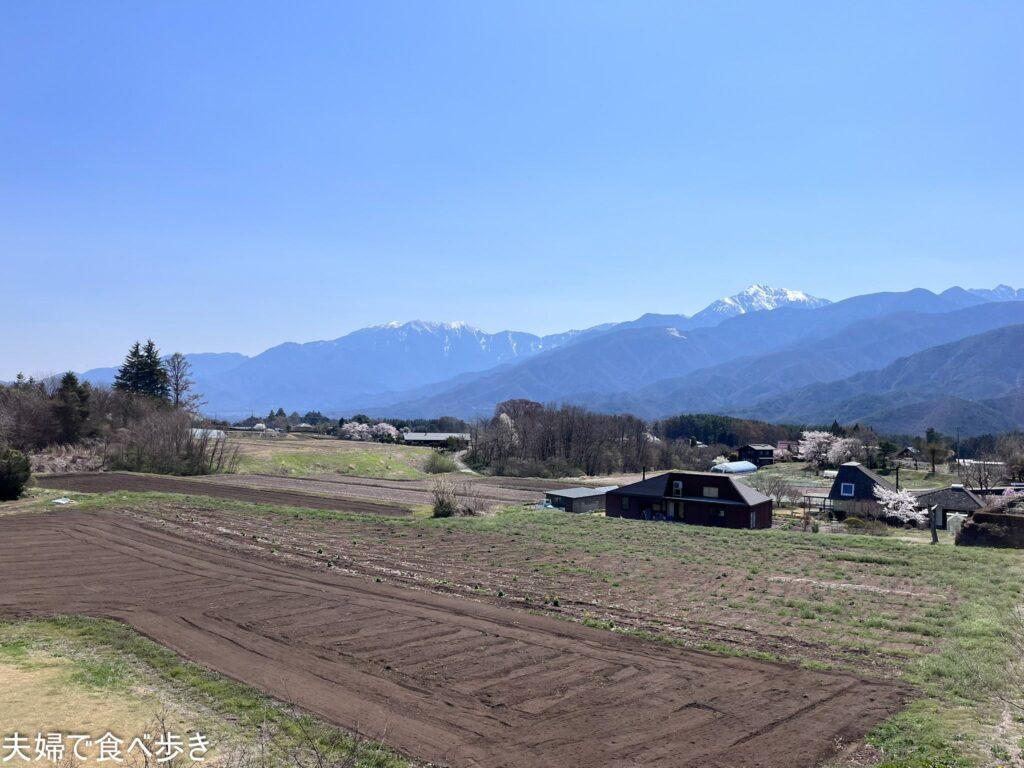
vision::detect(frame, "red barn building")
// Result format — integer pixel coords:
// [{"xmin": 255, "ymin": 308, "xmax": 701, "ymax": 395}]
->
[{"xmin": 605, "ymin": 471, "xmax": 773, "ymax": 529}]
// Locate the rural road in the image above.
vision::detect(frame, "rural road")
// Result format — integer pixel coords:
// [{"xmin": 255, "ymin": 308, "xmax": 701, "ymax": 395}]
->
[{"xmin": 0, "ymin": 508, "xmax": 907, "ymax": 768}]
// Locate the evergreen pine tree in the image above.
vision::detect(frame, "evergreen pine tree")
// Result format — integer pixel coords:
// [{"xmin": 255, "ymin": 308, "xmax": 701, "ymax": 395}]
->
[
  {"xmin": 140, "ymin": 340, "xmax": 171, "ymax": 400},
  {"xmin": 53, "ymin": 372, "xmax": 90, "ymax": 443},
  {"xmin": 113, "ymin": 340, "xmax": 171, "ymax": 400},
  {"xmin": 114, "ymin": 342, "xmax": 144, "ymax": 393}
]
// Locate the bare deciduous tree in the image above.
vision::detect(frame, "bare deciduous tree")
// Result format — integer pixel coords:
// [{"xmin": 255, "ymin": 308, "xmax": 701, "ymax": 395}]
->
[
  {"xmin": 957, "ymin": 455, "xmax": 1001, "ymax": 491},
  {"xmin": 167, "ymin": 352, "xmax": 201, "ymax": 411},
  {"xmin": 748, "ymin": 473, "xmax": 797, "ymax": 506}
]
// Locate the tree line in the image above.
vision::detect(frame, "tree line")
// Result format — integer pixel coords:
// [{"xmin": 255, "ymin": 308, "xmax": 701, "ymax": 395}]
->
[
  {"xmin": 463, "ymin": 399, "xmax": 1024, "ymax": 483},
  {"xmin": 465, "ymin": 400, "xmax": 752, "ymax": 477},
  {"xmin": 0, "ymin": 341, "xmax": 233, "ymax": 498}
]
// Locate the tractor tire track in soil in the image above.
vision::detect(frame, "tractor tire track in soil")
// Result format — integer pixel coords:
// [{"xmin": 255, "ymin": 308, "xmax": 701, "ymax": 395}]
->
[
  {"xmin": 34, "ymin": 472, "xmax": 410, "ymax": 517},
  {"xmin": 0, "ymin": 509, "xmax": 906, "ymax": 768}
]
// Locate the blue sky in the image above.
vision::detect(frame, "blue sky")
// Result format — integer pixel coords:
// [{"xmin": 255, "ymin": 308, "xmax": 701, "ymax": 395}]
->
[{"xmin": 2, "ymin": 1, "xmax": 1022, "ymax": 378}]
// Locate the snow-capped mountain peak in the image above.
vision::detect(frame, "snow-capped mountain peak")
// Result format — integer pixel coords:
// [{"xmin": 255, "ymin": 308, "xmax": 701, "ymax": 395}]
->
[
  {"xmin": 690, "ymin": 284, "xmax": 830, "ymax": 324},
  {"xmin": 374, "ymin": 319, "xmax": 474, "ymax": 333},
  {"xmin": 966, "ymin": 285, "xmax": 1024, "ymax": 301}
]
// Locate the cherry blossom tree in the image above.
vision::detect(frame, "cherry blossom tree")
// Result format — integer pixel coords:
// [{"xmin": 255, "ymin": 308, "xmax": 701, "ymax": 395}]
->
[
  {"xmin": 370, "ymin": 422, "xmax": 400, "ymax": 443},
  {"xmin": 874, "ymin": 485, "xmax": 927, "ymax": 525},
  {"xmin": 340, "ymin": 421, "xmax": 371, "ymax": 441},
  {"xmin": 986, "ymin": 487, "xmax": 1024, "ymax": 510},
  {"xmin": 800, "ymin": 431, "xmax": 835, "ymax": 469},
  {"xmin": 827, "ymin": 437, "xmax": 866, "ymax": 467}
]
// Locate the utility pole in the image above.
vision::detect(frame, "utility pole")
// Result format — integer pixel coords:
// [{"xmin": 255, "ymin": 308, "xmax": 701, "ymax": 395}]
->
[{"xmin": 895, "ymin": 466, "xmax": 900, "ymax": 490}]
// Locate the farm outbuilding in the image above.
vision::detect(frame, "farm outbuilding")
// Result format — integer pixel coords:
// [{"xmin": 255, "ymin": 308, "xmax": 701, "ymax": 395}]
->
[
  {"xmin": 605, "ymin": 472, "xmax": 772, "ymax": 529},
  {"xmin": 710, "ymin": 460, "xmax": 758, "ymax": 475},
  {"xmin": 402, "ymin": 432, "xmax": 471, "ymax": 448},
  {"xmin": 189, "ymin": 428, "xmax": 226, "ymax": 441},
  {"xmin": 545, "ymin": 486, "xmax": 618, "ymax": 514},
  {"xmin": 915, "ymin": 484, "xmax": 985, "ymax": 530}
]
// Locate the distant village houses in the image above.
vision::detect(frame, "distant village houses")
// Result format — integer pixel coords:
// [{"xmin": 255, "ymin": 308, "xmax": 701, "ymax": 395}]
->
[{"xmin": 737, "ymin": 443, "xmax": 775, "ymax": 467}]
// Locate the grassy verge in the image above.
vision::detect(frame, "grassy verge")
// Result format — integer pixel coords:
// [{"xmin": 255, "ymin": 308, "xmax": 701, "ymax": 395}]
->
[{"xmin": 0, "ymin": 617, "xmax": 407, "ymax": 768}]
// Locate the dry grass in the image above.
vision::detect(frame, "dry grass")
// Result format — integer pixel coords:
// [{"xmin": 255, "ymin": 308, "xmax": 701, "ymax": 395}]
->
[
  {"xmin": 0, "ymin": 617, "xmax": 407, "ymax": 768},
  {"xmin": 230, "ymin": 435, "xmax": 430, "ymax": 480},
  {"xmin": 0, "ymin": 641, "xmax": 214, "ymax": 765}
]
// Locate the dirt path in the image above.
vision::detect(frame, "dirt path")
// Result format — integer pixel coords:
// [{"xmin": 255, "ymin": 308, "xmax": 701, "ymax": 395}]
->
[
  {"xmin": 0, "ymin": 509, "xmax": 906, "ymax": 768},
  {"xmin": 33, "ymin": 472, "xmax": 410, "ymax": 517}
]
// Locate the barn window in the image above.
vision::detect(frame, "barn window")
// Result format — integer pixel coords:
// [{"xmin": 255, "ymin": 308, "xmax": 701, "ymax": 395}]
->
[
  {"xmin": 620, "ymin": 496, "xmax": 630, "ymax": 511},
  {"xmin": 703, "ymin": 487, "xmax": 718, "ymax": 498},
  {"xmin": 840, "ymin": 482, "xmax": 855, "ymax": 497},
  {"xmin": 671, "ymin": 480, "xmax": 682, "ymax": 496}
]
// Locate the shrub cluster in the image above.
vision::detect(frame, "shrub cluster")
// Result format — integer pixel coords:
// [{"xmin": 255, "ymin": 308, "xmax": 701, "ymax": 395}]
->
[
  {"xmin": 429, "ymin": 476, "xmax": 484, "ymax": 518},
  {"xmin": 0, "ymin": 446, "xmax": 31, "ymax": 500},
  {"xmin": 106, "ymin": 409, "xmax": 238, "ymax": 476},
  {"xmin": 424, "ymin": 451, "xmax": 458, "ymax": 474}
]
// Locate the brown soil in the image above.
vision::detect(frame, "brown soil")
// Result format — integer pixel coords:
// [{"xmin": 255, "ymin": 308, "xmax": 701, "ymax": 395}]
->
[
  {"xmin": 33, "ymin": 472, "xmax": 410, "ymax": 517},
  {"xmin": 472, "ymin": 476, "xmax": 607, "ymax": 492},
  {"xmin": 132, "ymin": 499, "xmax": 944, "ymax": 676},
  {"xmin": 0, "ymin": 509, "xmax": 906, "ymax": 768},
  {"xmin": 197, "ymin": 472, "xmax": 543, "ymax": 507}
]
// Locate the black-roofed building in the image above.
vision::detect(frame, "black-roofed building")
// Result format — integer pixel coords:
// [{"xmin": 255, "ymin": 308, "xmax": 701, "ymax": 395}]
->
[
  {"xmin": 827, "ymin": 462, "xmax": 895, "ymax": 516},
  {"xmin": 401, "ymin": 432, "xmax": 471, "ymax": 448},
  {"xmin": 545, "ymin": 486, "xmax": 618, "ymax": 514},
  {"xmin": 605, "ymin": 471, "xmax": 772, "ymax": 529},
  {"xmin": 737, "ymin": 444, "xmax": 776, "ymax": 467},
  {"xmin": 915, "ymin": 484, "xmax": 985, "ymax": 529}
]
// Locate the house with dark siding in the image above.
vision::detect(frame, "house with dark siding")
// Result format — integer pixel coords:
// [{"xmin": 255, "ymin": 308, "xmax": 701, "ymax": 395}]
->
[
  {"xmin": 737, "ymin": 444, "xmax": 775, "ymax": 467},
  {"xmin": 827, "ymin": 462, "xmax": 895, "ymax": 516},
  {"xmin": 605, "ymin": 471, "xmax": 772, "ymax": 529}
]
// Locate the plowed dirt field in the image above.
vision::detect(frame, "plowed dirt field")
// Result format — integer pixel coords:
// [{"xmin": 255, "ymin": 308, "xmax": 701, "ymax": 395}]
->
[
  {"xmin": 34, "ymin": 472, "xmax": 410, "ymax": 516},
  {"xmin": 0, "ymin": 509, "xmax": 905, "ymax": 768}
]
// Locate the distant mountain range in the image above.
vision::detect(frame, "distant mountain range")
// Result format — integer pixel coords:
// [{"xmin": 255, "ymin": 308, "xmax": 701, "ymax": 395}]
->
[{"xmin": 79, "ymin": 284, "xmax": 1024, "ymax": 436}]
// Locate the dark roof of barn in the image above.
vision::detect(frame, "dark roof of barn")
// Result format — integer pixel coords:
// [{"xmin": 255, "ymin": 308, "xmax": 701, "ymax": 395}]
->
[
  {"xmin": 610, "ymin": 474, "xmax": 670, "ymax": 498},
  {"xmin": 827, "ymin": 462, "xmax": 896, "ymax": 501},
  {"xmin": 915, "ymin": 485, "xmax": 985, "ymax": 511},
  {"xmin": 741, "ymin": 444, "xmax": 776, "ymax": 451},
  {"xmin": 732, "ymin": 480, "xmax": 772, "ymax": 506}
]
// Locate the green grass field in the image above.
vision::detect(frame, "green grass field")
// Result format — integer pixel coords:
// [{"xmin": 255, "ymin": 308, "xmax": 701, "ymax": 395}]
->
[
  {"xmin": 14, "ymin": 489, "xmax": 1024, "ymax": 767},
  {"xmin": 231, "ymin": 435, "xmax": 431, "ymax": 479}
]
